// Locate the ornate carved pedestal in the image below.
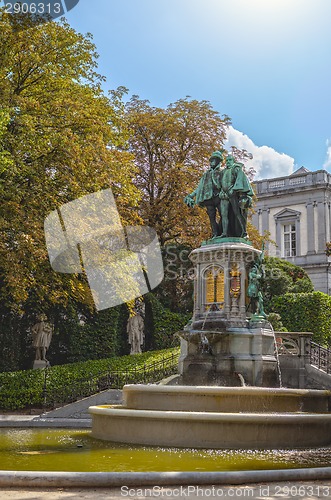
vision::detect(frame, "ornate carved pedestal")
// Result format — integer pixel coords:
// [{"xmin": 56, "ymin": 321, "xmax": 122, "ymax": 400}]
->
[{"xmin": 177, "ymin": 238, "xmax": 278, "ymax": 387}]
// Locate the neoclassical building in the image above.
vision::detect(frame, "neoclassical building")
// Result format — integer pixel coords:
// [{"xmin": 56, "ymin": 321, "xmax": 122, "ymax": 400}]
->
[{"xmin": 252, "ymin": 167, "xmax": 331, "ymax": 294}]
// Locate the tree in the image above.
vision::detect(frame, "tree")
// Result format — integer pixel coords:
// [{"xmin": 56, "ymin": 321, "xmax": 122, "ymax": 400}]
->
[
  {"xmin": 0, "ymin": 12, "xmax": 139, "ymax": 314},
  {"xmin": 124, "ymin": 96, "xmax": 231, "ymax": 246},
  {"xmin": 0, "ymin": 12, "xmax": 142, "ymax": 370}
]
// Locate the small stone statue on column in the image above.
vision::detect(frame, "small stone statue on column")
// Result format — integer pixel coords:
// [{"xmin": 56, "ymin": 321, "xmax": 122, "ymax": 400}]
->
[
  {"xmin": 31, "ymin": 314, "xmax": 53, "ymax": 369},
  {"xmin": 127, "ymin": 302, "xmax": 145, "ymax": 354}
]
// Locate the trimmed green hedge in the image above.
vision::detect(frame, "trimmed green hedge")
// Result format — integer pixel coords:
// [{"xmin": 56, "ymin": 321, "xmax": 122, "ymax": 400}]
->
[
  {"xmin": 0, "ymin": 347, "xmax": 179, "ymax": 411},
  {"xmin": 271, "ymin": 292, "xmax": 331, "ymax": 345},
  {"xmin": 146, "ymin": 294, "xmax": 191, "ymax": 349}
]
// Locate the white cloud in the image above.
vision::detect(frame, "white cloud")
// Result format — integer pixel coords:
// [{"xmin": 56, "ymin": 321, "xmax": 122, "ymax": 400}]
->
[
  {"xmin": 323, "ymin": 139, "xmax": 331, "ymax": 170},
  {"xmin": 224, "ymin": 126, "xmax": 295, "ymax": 180}
]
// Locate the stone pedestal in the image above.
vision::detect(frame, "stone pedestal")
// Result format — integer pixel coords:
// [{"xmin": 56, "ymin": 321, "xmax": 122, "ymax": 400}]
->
[
  {"xmin": 33, "ymin": 359, "xmax": 49, "ymax": 370},
  {"xmin": 177, "ymin": 239, "xmax": 278, "ymax": 387}
]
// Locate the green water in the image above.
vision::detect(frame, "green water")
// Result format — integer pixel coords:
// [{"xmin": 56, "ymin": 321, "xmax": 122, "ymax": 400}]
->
[{"xmin": 0, "ymin": 429, "xmax": 330, "ymax": 472}]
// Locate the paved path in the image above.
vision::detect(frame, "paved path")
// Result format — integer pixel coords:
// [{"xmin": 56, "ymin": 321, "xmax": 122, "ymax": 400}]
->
[{"xmin": 2, "ymin": 481, "xmax": 331, "ymax": 499}]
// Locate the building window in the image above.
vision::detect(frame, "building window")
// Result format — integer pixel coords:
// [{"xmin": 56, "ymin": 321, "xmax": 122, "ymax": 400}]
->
[
  {"xmin": 274, "ymin": 208, "xmax": 301, "ymax": 259},
  {"xmin": 283, "ymin": 224, "xmax": 296, "ymax": 257}
]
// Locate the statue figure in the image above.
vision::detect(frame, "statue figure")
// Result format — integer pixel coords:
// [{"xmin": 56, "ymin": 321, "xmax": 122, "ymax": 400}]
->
[
  {"xmin": 31, "ymin": 315, "xmax": 53, "ymax": 362},
  {"xmin": 219, "ymin": 155, "xmax": 254, "ymax": 238},
  {"xmin": 127, "ymin": 310, "xmax": 145, "ymax": 354},
  {"xmin": 247, "ymin": 247, "xmax": 267, "ymax": 318},
  {"xmin": 184, "ymin": 150, "xmax": 225, "ymax": 237},
  {"xmin": 184, "ymin": 151, "xmax": 254, "ymax": 239}
]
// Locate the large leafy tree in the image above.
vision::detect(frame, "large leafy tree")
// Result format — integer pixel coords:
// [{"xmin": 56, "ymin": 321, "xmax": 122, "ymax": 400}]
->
[
  {"xmin": 0, "ymin": 12, "xmax": 139, "ymax": 314},
  {"xmin": 125, "ymin": 96, "xmax": 231, "ymax": 246}
]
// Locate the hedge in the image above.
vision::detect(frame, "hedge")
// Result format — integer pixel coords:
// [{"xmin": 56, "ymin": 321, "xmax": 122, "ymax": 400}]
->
[
  {"xmin": 146, "ymin": 294, "xmax": 191, "ymax": 350},
  {"xmin": 262, "ymin": 257, "xmax": 314, "ymax": 312},
  {"xmin": 0, "ymin": 347, "xmax": 179, "ymax": 411},
  {"xmin": 271, "ymin": 291, "xmax": 331, "ymax": 345}
]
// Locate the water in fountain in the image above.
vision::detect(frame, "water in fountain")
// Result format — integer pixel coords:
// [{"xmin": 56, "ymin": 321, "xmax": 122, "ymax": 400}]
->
[
  {"xmin": 1, "ymin": 428, "xmax": 330, "ymax": 472},
  {"xmin": 200, "ymin": 304, "xmax": 213, "ymax": 331},
  {"xmin": 270, "ymin": 323, "xmax": 283, "ymax": 388},
  {"xmin": 236, "ymin": 373, "xmax": 246, "ymax": 387}
]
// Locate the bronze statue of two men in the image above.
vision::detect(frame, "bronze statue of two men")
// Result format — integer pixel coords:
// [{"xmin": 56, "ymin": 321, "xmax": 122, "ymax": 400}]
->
[{"xmin": 184, "ymin": 150, "xmax": 254, "ymax": 239}]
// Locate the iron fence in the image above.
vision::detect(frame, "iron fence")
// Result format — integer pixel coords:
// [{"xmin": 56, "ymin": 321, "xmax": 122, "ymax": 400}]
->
[
  {"xmin": 43, "ymin": 352, "xmax": 179, "ymax": 408},
  {"xmin": 310, "ymin": 341, "xmax": 331, "ymax": 374}
]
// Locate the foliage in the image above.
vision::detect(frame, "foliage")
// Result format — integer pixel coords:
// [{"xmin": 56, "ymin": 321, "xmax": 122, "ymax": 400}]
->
[
  {"xmin": 267, "ymin": 312, "xmax": 287, "ymax": 332},
  {"xmin": 50, "ymin": 305, "xmax": 122, "ymax": 364},
  {"xmin": 0, "ymin": 347, "xmax": 179, "ymax": 410},
  {"xmin": 0, "ymin": 12, "xmax": 139, "ymax": 314},
  {"xmin": 262, "ymin": 257, "xmax": 314, "ymax": 312},
  {"xmin": 124, "ymin": 95, "xmax": 231, "ymax": 245},
  {"xmin": 246, "ymin": 224, "xmax": 269, "ymax": 250},
  {"xmin": 145, "ymin": 294, "xmax": 190, "ymax": 350},
  {"xmin": 0, "ymin": 110, "xmax": 13, "ymax": 174},
  {"xmin": 0, "ymin": 368, "xmax": 44, "ymax": 410},
  {"xmin": 271, "ymin": 292, "xmax": 331, "ymax": 345},
  {"xmin": 0, "ymin": 308, "xmax": 33, "ymax": 372},
  {"xmin": 154, "ymin": 244, "xmax": 194, "ymax": 313}
]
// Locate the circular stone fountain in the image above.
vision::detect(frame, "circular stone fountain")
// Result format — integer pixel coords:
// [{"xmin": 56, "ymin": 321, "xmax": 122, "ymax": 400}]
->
[
  {"xmin": 89, "ymin": 384, "xmax": 331, "ymax": 449},
  {"xmin": 89, "ymin": 239, "xmax": 331, "ymax": 451}
]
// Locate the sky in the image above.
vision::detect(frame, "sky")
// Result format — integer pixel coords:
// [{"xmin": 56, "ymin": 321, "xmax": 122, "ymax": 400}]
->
[{"xmin": 63, "ymin": 0, "xmax": 331, "ymax": 180}]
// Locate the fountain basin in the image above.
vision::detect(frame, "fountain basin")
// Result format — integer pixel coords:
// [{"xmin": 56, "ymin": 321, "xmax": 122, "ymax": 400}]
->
[
  {"xmin": 89, "ymin": 385, "xmax": 331, "ymax": 449},
  {"xmin": 122, "ymin": 384, "xmax": 331, "ymax": 413},
  {"xmin": 90, "ymin": 406, "xmax": 331, "ymax": 449},
  {"xmin": 1, "ymin": 428, "xmax": 331, "ymax": 473}
]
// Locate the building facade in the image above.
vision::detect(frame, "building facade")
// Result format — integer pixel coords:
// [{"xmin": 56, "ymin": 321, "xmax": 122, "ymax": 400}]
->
[{"xmin": 252, "ymin": 167, "xmax": 331, "ymax": 294}]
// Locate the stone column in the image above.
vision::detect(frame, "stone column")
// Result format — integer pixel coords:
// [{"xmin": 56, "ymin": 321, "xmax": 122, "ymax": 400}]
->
[
  {"xmin": 261, "ymin": 209, "xmax": 269, "ymax": 234},
  {"xmin": 275, "ymin": 218, "xmax": 281, "ymax": 257},
  {"xmin": 317, "ymin": 201, "xmax": 327, "ymax": 253},
  {"xmin": 327, "ymin": 202, "xmax": 331, "ymax": 243},
  {"xmin": 251, "ymin": 211, "xmax": 259, "ymax": 231},
  {"xmin": 295, "ymin": 214, "xmax": 301, "ymax": 256}
]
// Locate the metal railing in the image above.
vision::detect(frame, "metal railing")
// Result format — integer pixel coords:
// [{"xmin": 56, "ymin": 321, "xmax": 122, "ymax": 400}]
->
[
  {"xmin": 43, "ymin": 352, "xmax": 179, "ymax": 408},
  {"xmin": 310, "ymin": 342, "xmax": 331, "ymax": 374}
]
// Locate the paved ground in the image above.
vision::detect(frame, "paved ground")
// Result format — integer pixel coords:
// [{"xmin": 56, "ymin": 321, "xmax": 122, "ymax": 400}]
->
[{"xmin": 2, "ymin": 481, "xmax": 331, "ymax": 499}]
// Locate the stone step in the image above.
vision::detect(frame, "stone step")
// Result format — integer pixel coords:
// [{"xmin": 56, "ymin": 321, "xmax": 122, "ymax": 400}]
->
[{"xmin": 42, "ymin": 389, "xmax": 122, "ymax": 420}]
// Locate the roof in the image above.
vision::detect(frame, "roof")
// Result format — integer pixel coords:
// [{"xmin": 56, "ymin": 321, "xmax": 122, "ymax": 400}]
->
[{"xmin": 289, "ymin": 166, "xmax": 311, "ymax": 176}]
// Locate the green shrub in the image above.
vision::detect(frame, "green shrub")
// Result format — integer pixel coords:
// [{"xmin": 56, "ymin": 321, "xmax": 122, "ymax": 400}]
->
[
  {"xmin": 262, "ymin": 257, "xmax": 314, "ymax": 312},
  {"xmin": 65, "ymin": 307, "xmax": 122, "ymax": 363},
  {"xmin": 146, "ymin": 294, "xmax": 191, "ymax": 350},
  {"xmin": 267, "ymin": 312, "xmax": 287, "ymax": 332},
  {"xmin": 0, "ymin": 347, "xmax": 179, "ymax": 410},
  {"xmin": 0, "ymin": 369, "xmax": 44, "ymax": 410},
  {"xmin": 271, "ymin": 292, "xmax": 331, "ymax": 345}
]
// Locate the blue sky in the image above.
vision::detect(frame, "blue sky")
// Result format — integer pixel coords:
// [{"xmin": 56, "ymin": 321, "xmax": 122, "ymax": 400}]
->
[{"xmin": 64, "ymin": 0, "xmax": 331, "ymax": 179}]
